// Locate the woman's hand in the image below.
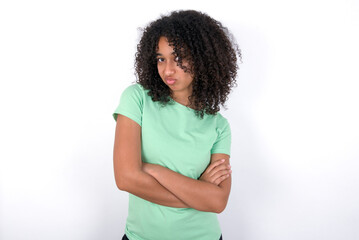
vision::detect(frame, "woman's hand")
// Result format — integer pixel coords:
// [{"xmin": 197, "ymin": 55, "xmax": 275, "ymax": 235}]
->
[
  {"xmin": 143, "ymin": 160, "xmax": 231, "ymax": 186},
  {"xmin": 199, "ymin": 159, "xmax": 232, "ymax": 185}
]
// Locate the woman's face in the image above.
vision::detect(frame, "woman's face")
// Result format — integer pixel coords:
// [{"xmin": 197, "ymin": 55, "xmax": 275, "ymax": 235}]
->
[{"xmin": 156, "ymin": 37, "xmax": 194, "ymax": 98}]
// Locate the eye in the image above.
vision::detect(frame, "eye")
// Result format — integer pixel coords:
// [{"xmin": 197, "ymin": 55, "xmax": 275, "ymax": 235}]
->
[{"xmin": 157, "ymin": 58, "xmax": 165, "ymax": 63}]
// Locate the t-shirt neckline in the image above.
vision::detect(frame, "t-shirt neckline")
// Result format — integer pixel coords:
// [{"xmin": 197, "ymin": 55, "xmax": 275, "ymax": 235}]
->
[{"xmin": 170, "ymin": 97, "xmax": 196, "ymax": 111}]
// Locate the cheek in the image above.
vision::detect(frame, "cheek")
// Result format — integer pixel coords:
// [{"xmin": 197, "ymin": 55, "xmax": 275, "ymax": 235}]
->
[
  {"xmin": 185, "ymin": 73, "xmax": 194, "ymax": 82},
  {"xmin": 157, "ymin": 65, "xmax": 163, "ymax": 76}
]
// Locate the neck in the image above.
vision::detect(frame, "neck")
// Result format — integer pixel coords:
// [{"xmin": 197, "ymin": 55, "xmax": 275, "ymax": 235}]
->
[{"xmin": 171, "ymin": 93, "xmax": 195, "ymax": 109}]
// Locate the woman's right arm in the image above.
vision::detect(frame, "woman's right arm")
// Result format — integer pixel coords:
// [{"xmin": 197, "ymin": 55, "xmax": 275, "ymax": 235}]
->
[{"xmin": 113, "ymin": 114, "xmax": 189, "ymax": 208}]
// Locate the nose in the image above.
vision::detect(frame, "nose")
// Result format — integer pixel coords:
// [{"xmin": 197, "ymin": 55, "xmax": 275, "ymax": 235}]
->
[{"xmin": 164, "ymin": 60, "xmax": 176, "ymax": 76}]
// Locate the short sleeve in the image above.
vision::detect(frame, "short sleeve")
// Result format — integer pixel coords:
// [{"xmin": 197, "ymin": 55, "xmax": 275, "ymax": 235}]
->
[
  {"xmin": 112, "ymin": 84, "xmax": 144, "ymax": 126},
  {"xmin": 211, "ymin": 117, "xmax": 231, "ymax": 155}
]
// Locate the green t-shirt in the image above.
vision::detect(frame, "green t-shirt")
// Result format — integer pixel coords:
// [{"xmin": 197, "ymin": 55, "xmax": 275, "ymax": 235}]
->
[{"xmin": 113, "ymin": 83, "xmax": 231, "ymax": 240}]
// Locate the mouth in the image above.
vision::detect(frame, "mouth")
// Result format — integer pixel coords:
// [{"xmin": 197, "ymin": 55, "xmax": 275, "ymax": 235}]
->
[{"xmin": 165, "ymin": 78, "xmax": 176, "ymax": 85}]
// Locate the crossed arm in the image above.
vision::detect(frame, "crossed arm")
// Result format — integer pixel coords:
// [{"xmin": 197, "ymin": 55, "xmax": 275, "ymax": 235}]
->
[{"xmin": 113, "ymin": 114, "xmax": 232, "ymax": 213}]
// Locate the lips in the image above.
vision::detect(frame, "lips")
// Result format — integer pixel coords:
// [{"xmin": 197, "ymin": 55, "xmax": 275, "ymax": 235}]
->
[{"xmin": 165, "ymin": 78, "xmax": 176, "ymax": 85}]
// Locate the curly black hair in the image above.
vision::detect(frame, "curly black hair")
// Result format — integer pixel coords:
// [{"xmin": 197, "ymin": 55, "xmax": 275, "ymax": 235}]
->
[{"xmin": 134, "ymin": 10, "xmax": 241, "ymax": 119}]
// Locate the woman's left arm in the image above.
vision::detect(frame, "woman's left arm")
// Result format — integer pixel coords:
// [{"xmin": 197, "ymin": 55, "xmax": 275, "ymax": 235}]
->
[{"xmin": 143, "ymin": 153, "xmax": 232, "ymax": 213}]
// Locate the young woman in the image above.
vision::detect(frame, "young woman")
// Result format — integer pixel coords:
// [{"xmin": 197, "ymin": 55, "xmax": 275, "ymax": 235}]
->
[{"xmin": 113, "ymin": 10, "xmax": 240, "ymax": 240}]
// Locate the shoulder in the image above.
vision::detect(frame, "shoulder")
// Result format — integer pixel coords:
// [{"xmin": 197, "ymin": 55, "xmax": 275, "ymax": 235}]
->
[
  {"xmin": 120, "ymin": 83, "xmax": 147, "ymax": 101},
  {"xmin": 211, "ymin": 113, "xmax": 231, "ymax": 137},
  {"xmin": 123, "ymin": 83, "xmax": 145, "ymax": 93},
  {"xmin": 213, "ymin": 112, "xmax": 230, "ymax": 128},
  {"xmin": 113, "ymin": 83, "xmax": 146, "ymax": 124}
]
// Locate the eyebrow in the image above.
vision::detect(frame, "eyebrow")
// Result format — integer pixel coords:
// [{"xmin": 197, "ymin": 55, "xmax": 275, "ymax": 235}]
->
[{"xmin": 156, "ymin": 52, "xmax": 176, "ymax": 56}]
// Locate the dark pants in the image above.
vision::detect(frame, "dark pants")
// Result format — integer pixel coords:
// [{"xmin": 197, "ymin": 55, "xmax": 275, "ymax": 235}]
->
[{"xmin": 122, "ymin": 234, "xmax": 223, "ymax": 239}]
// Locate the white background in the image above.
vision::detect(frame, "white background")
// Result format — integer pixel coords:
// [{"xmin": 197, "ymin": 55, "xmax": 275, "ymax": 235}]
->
[{"xmin": 1, "ymin": 0, "xmax": 358, "ymax": 239}]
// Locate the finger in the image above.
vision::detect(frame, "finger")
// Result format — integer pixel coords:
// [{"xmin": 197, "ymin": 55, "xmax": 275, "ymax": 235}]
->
[
  {"xmin": 206, "ymin": 159, "xmax": 226, "ymax": 173},
  {"xmin": 209, "ymin": 163, "xmax": 231, "ymax": 177},
  {"xmin": 212, "ymin": 163, "xmax": 231, "ymax": 173},
  {"xmin": 214, "ymin": 174, "xmax": 230, "ymax": 185},
  {"xmin": 200, "ymin": 163, "xmax": 228, "ymax": 183},
  {"xmin": 211, "ymin": 169, "xmax": 232, "ymax": 180}
]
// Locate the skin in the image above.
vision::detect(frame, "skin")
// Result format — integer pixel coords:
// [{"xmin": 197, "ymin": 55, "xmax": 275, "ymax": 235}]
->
[
  {"xmin": 114, "ymin": 114, "xmax": 188, "ymax": 208},
  {"xmin": 142, "ymin": 155, "xmax": 232, "ymax": 213},
  {"xmin": 156, "ymin": 36, "xmax": 194, "ymax": 107},
  {"xmin": 113, "ymin": 36, "xmax": 232, "ymax": 213},
  {"xmin": 199, "ymin": 158, "xmax": 232, "ymax": 185}
]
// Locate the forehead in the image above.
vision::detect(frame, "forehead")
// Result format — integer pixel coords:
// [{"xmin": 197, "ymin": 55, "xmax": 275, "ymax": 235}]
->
[{"xmin": 156, "ymin": 37, "xmax": 174, "ymax": 54}]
